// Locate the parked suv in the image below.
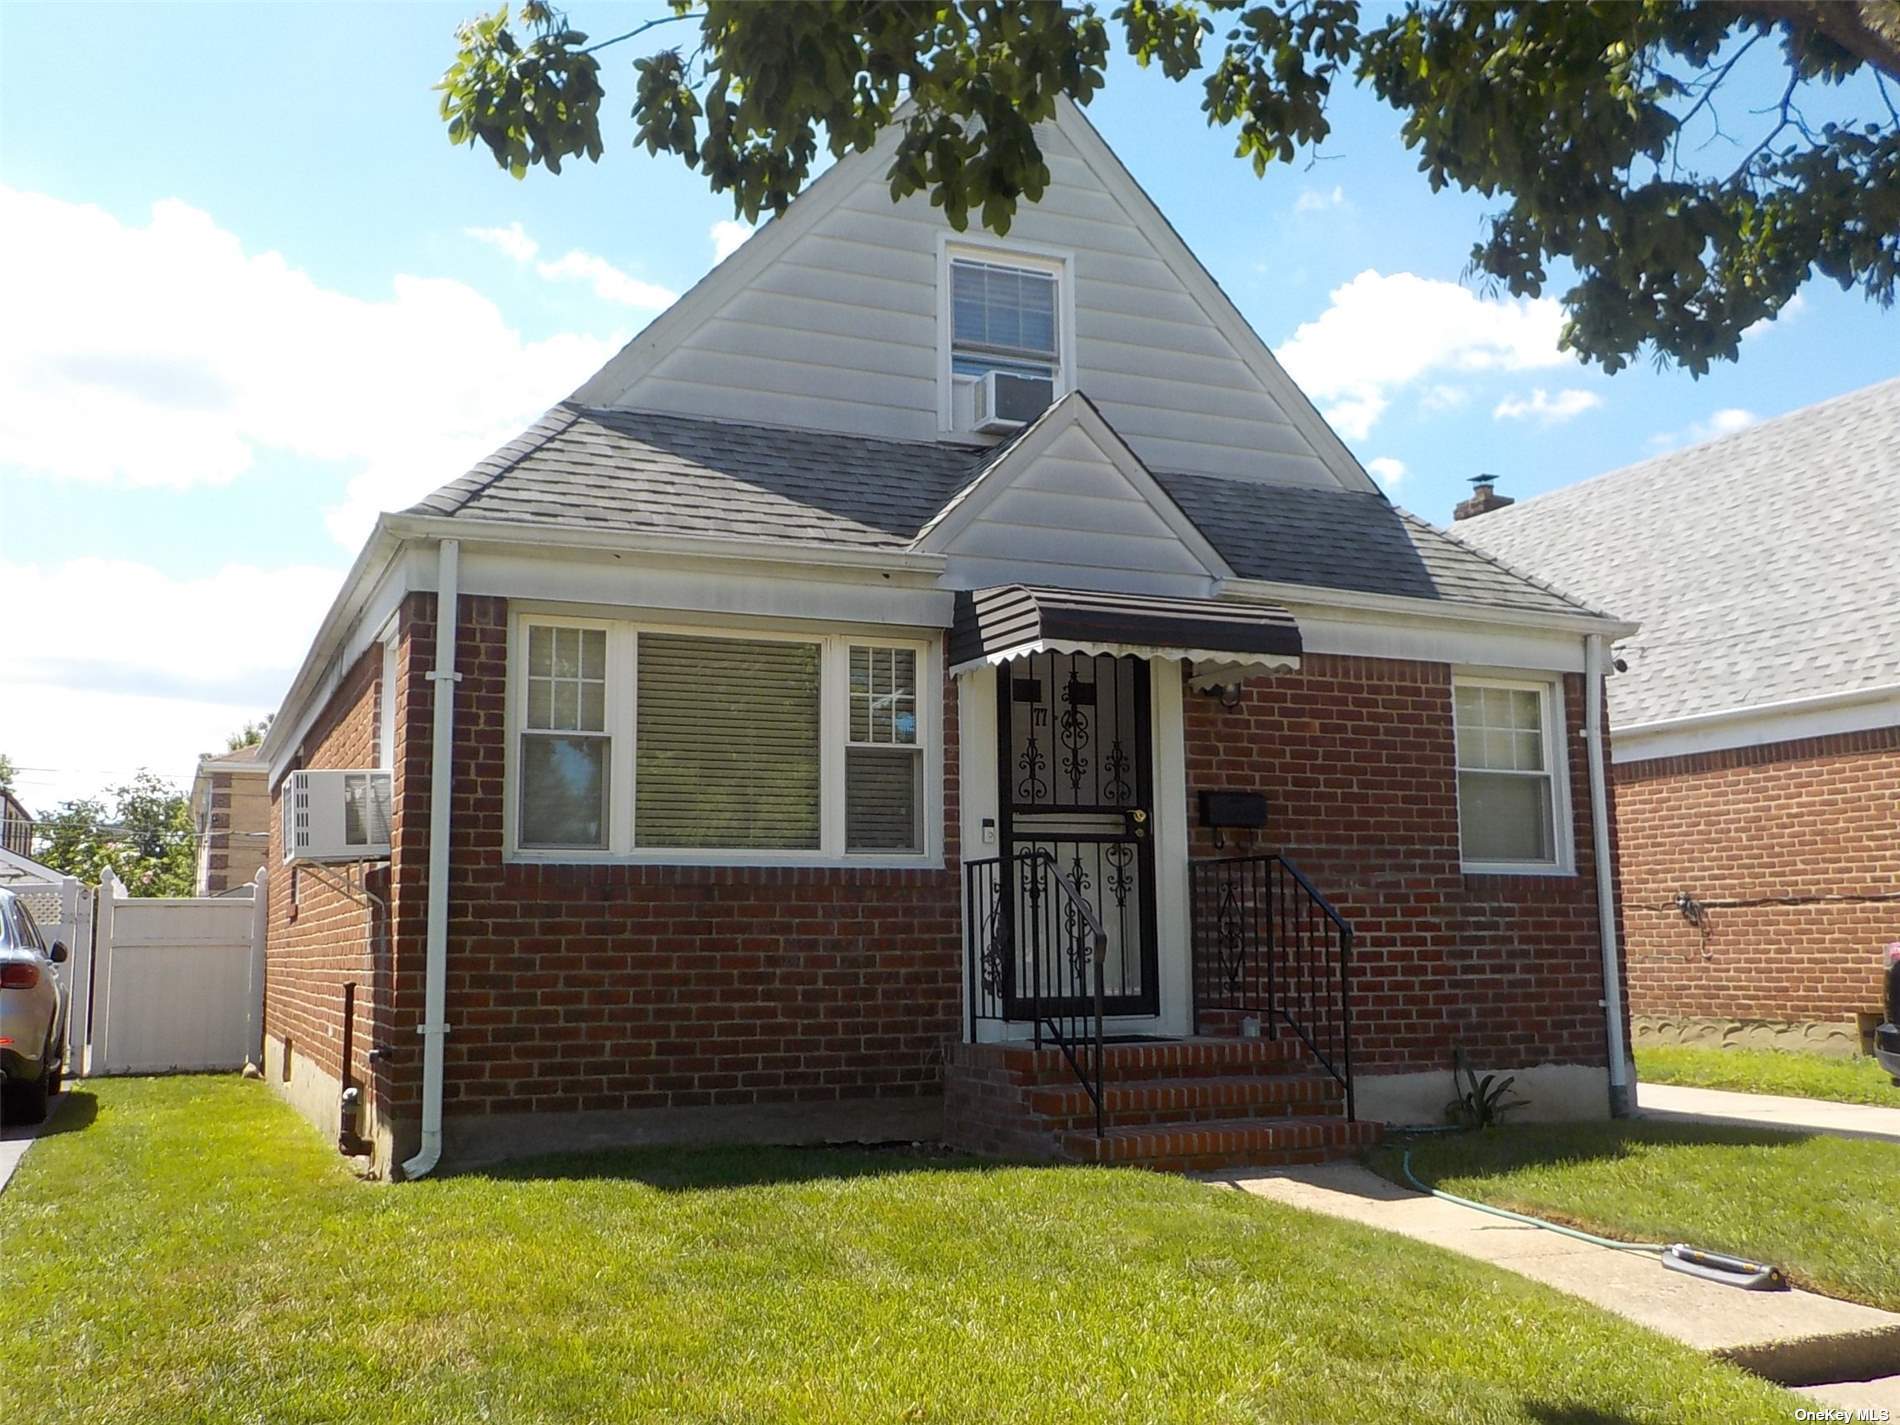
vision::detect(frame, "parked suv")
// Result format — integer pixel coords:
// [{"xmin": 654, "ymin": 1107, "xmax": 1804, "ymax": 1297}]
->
[
  {"xmin": 1878, "ymin": 942, "xmax": 1900, "ymax": 1086},
  {"xmin": 0, "ymin": 886, "xmax": 68, "ymax": 1125}
]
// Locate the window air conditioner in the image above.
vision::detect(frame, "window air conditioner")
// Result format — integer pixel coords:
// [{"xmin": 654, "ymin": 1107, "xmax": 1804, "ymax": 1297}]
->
[
  {"xmin": 973, "ymin": 370, "xmax": 1055, "ymax": 433},
  {"xmin": 282, "ymin": 769, "xmax": 393, "ymax": 862}
]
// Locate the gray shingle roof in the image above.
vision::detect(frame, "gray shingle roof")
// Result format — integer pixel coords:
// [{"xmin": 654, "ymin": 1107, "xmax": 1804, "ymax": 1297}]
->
[
  {"xmin": 1158, "ymin": 472, "xmax": 1599, "ymax": 617},
  {"xmin": 411, "ymin": 404, "xmax": 984, "ymax": 548},
  {"xmin": 1456, "ymin": 377, "xmax": 1900, "ymax": 728},
  {"xmin": 410, "ymin": 402, "xmax": 1603, "ymax": 621}
]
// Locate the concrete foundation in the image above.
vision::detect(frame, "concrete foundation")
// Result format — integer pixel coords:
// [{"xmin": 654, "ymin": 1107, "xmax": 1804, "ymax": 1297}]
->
[
  {"xmin": 1633, "ymin": 1013, "xmax": 1866, "ymax": 1057},
  {"xmin": 1354, "ymin": 1061, "xmax": 1621, "ymax": 1127},
  {"xmin": 263, "ymin": 1034, "xmax": 401, "ymax": 1177},
  {"xmin": 439, "ymin": 1094, "xmax": 946, "ymax": 1170}
]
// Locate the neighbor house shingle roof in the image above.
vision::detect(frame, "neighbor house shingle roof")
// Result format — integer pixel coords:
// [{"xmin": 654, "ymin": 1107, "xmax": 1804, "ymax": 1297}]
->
[
  {"xmin": 409, "ymin": 402, "xmax": 1606, "ymax": 622},
  {"xmin": 1455, "ymin": 377, "xmax": 1900, "ymax": 728}
]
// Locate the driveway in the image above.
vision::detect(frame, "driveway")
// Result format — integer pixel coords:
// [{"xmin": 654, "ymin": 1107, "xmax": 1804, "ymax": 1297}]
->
[
  {"xmin": 1637, "ymin": 1081, "xmax": 1900, "ymax": 1143},
  {"xmin": 0, "ymin": 1090, "xmax": 70, "ymax": 1194}
]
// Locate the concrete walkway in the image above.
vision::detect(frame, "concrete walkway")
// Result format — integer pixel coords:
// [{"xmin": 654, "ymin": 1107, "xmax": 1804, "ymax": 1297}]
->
[
  {"xmin": 1637, "ymin": 1081, "xmax": 1900, "ymax": 1142},
  {"xmin": 1214, "ymin": 1162, "xmax": 1900, "ymax": 1399},
  {"xmin": 0, "ymin": 1091, "xmax": 68, "ymax": 1195}
]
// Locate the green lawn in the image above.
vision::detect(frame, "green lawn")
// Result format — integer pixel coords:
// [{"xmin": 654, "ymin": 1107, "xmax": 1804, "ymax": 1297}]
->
[
  {"xmin": 1376, "ymin": 1121, "xmax": 1900, "ymax": 1312},
  {"xmin": 0, "ymin": 1081, "xmax": 1802, "ymax": 1424},
  {"xmin": 1638, "ymin": 1043, "xmax": 1900, "ymax": 1108}
]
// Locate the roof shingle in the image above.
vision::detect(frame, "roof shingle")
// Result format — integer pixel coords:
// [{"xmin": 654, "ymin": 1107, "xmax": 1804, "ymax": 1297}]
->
[
  {"xmin": 409, "ymin": 402, "xmax": 1605, "ymax": 622},
  {"xmin": 1455, "ymin": 377, "xmax": 1900, "ymax": 727}
]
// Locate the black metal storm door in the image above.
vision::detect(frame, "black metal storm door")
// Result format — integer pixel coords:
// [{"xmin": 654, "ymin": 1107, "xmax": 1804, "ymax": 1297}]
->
[{"xmin": 995, "ymin": 651, "xmax": 1159, "ymax": 1018}]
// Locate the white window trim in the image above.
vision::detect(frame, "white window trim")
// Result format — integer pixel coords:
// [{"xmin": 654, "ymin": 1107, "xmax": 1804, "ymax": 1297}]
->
[
  {"xmin": 504, "ymin": 610, "xmax": 942, "ymax": 868},
  {"xmin": 936, "ymin": 232, "xmax": 1077, "ymax": 433},
  {"xmin": 1452, "ymin": 670, "xmax": 1575, "ymax": 877},
  {"xmin": 377, "ymin": 630, "xmax": 399, "ymax": 773}
]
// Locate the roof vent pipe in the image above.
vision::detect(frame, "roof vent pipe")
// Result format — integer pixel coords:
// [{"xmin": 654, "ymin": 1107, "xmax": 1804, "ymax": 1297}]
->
[{"xmin": 400, "ymin": 537, "xmax": 460, "ymax": 1181}]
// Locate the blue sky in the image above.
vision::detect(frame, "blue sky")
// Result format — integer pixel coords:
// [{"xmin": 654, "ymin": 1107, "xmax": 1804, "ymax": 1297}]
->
[{"xmin": 2, "ymin": 1, "xmax": 1895, "ymax": 811}]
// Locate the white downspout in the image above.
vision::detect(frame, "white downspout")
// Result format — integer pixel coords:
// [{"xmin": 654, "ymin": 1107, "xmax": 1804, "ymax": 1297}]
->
[
  {"xmin": 401, "ymin": 538, "xmax": 459, "ymax": 1180},
  {"xmin": 1584, "ymin": 634, "xmax": 1632, "ymax": 1116}
]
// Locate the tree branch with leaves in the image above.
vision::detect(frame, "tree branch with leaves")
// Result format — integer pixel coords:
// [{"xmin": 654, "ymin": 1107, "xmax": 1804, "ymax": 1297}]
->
[{"xmin": 440, "ymin": 0, "xmax": 1899, "ymax": 375}]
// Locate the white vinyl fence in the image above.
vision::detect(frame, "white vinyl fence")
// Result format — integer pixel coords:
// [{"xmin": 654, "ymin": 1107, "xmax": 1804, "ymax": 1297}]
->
[
  {"xmin": 0, "ymin": 859, "xmax": 94, "ymax": 1074},
  {"xmin": 89, "ymin": 867, "xmax": 267, "ymax": 1076}
]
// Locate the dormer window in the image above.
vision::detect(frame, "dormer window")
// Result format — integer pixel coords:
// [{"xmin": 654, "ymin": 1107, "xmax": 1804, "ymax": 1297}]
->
[{"xmin": 939, "ymin": 239, "xmax": 1073, "ymax": 434}]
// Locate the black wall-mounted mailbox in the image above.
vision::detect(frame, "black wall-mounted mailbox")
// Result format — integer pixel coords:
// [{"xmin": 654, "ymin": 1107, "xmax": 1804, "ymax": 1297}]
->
[{"xmin": 1199, "ymin": 790, "xmax": 1268, "ymax": 831}]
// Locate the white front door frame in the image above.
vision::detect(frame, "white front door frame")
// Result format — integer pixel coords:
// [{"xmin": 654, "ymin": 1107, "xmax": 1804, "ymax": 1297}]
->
[{"xmin": 956, "ymin": 657, "xmax": 1193, "ymax": 1041}]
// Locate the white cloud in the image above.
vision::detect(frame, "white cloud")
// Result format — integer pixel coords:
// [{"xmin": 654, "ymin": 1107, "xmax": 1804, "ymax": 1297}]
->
[
  {"xmin": 1277, "ymin": 269, "xmax": 1571, "ymax": 440},
  {"xmin": 466, "ymin": 220, "xmax": 677, "ymax": 309},
  {"xmin": 533, "ymin": 249, "xmax": 676, "ymax": 309},
  {"xmin": 1647, "ymin": 407, "xmax": 1758, "ymax": 452},
  {"xmin": 0, "ymin": 558, "xmax": 342, "ymax": 807},
  {"xmin": 710, "ymin": 219, "xmax": 754, "ymax": 263},
  {"xmin": 0, "ymin": 187, "xmax": 628, "ymax": 545},
  {"xmin": 1364, "ymin": 456, "xmax": 1407, "ymax": 488},
  {"xmin": 466, "ymin": 221, "xmax": 540, "ymax": 264},
  {"xmin": 1294, "ymin": 185, "xmax": 1347, "ymax": 214},
  {"xmin": 1324, "ymin": 396, "xmax": 1388, "ymax": 442},
  {"xmin": 1492, "ymin": 387, "xmax": 1603, "ymax": 424}
]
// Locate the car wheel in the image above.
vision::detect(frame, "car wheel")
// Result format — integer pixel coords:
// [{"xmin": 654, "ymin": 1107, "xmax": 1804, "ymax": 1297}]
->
[
  {"xmin": 3, "ymin": 1069, "xmax": 49, "ymax": 1127},
  {"xmin": 45, "ymin": 1046, "xmax": 63, "ymax": 1099}
]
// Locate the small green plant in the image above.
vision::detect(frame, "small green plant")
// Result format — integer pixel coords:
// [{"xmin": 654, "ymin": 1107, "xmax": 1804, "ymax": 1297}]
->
[{"xmin": 1445, "ymin": 1048, "xmax": 1528, "ymax": 1129}]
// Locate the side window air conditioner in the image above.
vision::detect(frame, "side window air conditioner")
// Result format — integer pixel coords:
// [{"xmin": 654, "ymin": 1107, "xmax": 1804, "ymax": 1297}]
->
[
  {"xmin": 282, "ymin": 769, "xmax": 393, "ymax": 862},
  {"xmin": 973, "ymin": 370, "xmax": 1055, "ymax": 433}
]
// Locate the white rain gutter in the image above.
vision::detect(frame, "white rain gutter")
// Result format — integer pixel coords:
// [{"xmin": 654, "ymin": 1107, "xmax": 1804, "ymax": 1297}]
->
[
  {"xmin": 1584, "ymin": 634, "xmax": 1631, "ymax": 1115},
  {"xmin": 401, "ymin": 538, "xmax": 460, "ymax": 1180}
]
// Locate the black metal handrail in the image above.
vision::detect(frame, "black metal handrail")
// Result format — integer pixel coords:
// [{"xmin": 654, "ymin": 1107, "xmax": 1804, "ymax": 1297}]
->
[
  {"xmin": 1188, "ymin": 853, "xmax": 1355, "ymax": 1120},
  {"xmin": 965, "ymin": 849, "xmax": 1111, "ymax": 1136}
]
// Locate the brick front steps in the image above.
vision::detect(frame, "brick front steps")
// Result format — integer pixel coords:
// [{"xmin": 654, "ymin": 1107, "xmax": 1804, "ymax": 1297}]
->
[
  {"xmin": 943, "ymin": 1035, "xmax": 1380, "ymax": 1169},
  {"xmin": 1063, "ymin": 1116, "xmax": 1385, "ymax": 1172}
]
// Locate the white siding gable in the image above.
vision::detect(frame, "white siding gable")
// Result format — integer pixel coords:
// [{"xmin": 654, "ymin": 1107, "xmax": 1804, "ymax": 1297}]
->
[
  {"xmin": 917, "ymin": 394, "xmax": 1228, "ymax": 598},
  {"xmin": 574, "ymin": 100, "xmax": 1374, "ymax": 496}
]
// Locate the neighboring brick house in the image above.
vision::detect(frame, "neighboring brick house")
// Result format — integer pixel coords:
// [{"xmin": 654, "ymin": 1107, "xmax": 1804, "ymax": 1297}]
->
[
  {"xmin": 1459, "ymin": 378, "xmax": 1900, "ymax": 1056},
  {"xmin": 259, "ymin": 99, "xmax": 1639, "ymax": 1180},
  {"xmin": 189, "ymin": 745, "xmax": 269, "ymax": 895},
  {"xmin": 0, "ymin": 788, "xmax": 33, "ymax": 859}
]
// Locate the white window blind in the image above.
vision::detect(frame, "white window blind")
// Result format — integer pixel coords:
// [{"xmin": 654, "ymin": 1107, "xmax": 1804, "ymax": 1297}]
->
[
  {"xmin": 1454, "ymin": 681, "xmax": 1557, "ymax": 867},
  {"xmin": 636, "ymin": 633, "xmax": 822, "ymax": 850},
  {"xmin": 951, "ymin": 258, "xmax": 1058, "ymax": 380},
  {"xmin": 519, "ymin": 624, "xmax": 609, "ymax": 848},
  {"xmin": 846, "ymin": 645, "xmax": 921, "ymax": 852}
]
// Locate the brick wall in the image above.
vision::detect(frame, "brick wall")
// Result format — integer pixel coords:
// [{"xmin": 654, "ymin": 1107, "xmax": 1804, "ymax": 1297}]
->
[
  {"xmin": 1181, "ymin": 654, "xmax": 1621, "ymax": 1075},
  {"xmin": 402, "ymin": 594, "xmax": 967, "ymax": 1121},
  {"xmin": 265, "ymin": 625, "xmax": 411, "ymax": 1126},
  {"xmin": 200, "ymin": 770, "xmax": 269, "ymax": 895},
  {"xmin": 1614, "ymin": 725, "xmax": 1900, "ymax": 1027},
  {"xmin": 276, "ymin": 598, "xmax": 1624, "ymax": 1140}
]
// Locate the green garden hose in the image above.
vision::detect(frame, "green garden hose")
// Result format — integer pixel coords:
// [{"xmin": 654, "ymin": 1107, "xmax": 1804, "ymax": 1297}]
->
[
  {"xmin": 1400, "ymin": 1148, "xmax": 1666, "ymax": 1253},
  {"xmin": 1398, "ymin": 1148, "xmax": 1790, "ymax": 1290}
]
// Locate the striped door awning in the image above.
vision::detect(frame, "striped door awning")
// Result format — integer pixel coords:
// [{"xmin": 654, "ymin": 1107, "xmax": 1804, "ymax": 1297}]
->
[{"xmin": 949, "ymin": 585, "xmax": 1302, "ymax": 679}]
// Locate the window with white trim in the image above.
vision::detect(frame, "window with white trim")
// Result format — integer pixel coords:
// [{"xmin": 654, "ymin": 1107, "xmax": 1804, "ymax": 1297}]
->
[
  {"xmin": 509, "ymin": 617, "xmax": 933, "ymax": 861},
  {"xmin": 636, "ymin": 633, "xmax": 822, "ymax": 851},
  {"xmin": 518, "ymin": 624, "xmax": 609, "ymax": 849},
  {"xmin": 845, "ymin": 645, "xmax": 921, "ymax": 852},
  {"xmin": 1453, "ymin": 676, "xmax": 1566, "ymax": 872},
  {"xmin": 950, "ymin": 256, "xmax": 1059, "ymax": 383}
]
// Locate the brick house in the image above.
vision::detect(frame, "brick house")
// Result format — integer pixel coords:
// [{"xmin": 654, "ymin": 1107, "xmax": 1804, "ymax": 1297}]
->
[
  {"xmin": 258, "ymin": 100, "xmax": 1638, "ymax": 1179},
  {"xmin": 189, "ymin": 745, "xmax": 269, "ymax": 895},
  {"xmin": 0, "ymin": 787, "xmax": 32, "ymax": 859},
  {"xmin": 1458, "ymin": 378, "xmax": 1900, "ymax": 1056}
]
